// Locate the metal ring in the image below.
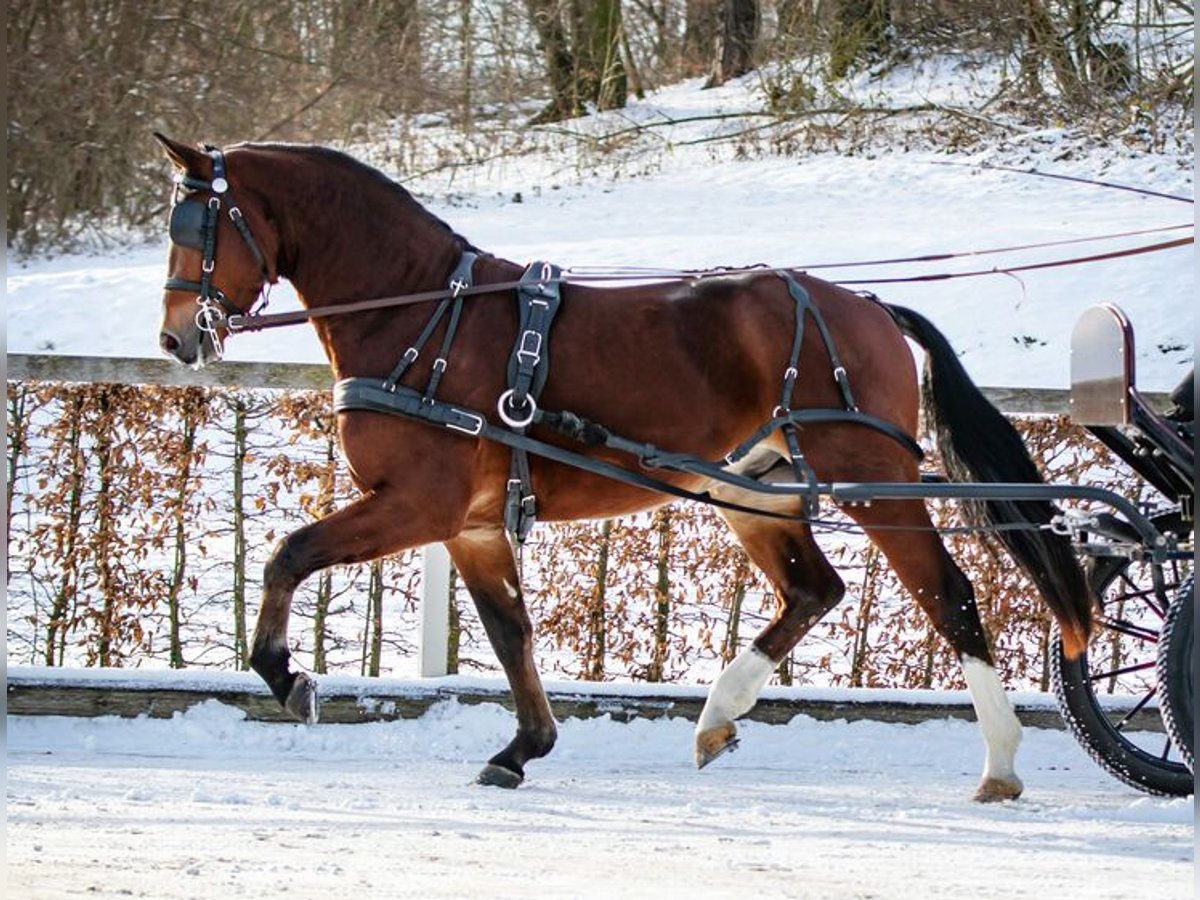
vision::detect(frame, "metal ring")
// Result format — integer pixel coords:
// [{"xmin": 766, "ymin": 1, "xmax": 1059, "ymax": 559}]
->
[
  {"xmin": 194, "ymin": 300, "xmax": 226, "ymax": 335},
  {"xmin": 497, "ymin": 389, "xmax": 537, "ymax": 429}
]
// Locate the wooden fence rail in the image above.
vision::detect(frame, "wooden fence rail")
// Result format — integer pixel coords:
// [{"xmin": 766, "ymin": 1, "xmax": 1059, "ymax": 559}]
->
[
  {"xmin": 8, "ymin": 667, "xmax": 1105, "ymax": 731},
  {"xmin": 15, "ymin": 352, "xmax": 1171, "ymax": 413}
]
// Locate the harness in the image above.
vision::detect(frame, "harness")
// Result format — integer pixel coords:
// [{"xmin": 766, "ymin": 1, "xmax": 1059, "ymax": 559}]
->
[
  {"xmin": 499, "ymin": 263, "xmax": 563, "ymax": 540},
  {"xmin": 163, "ymin": 150, "xmax": 920, "ymax": 540},
  {"xmin": 332, "ymin": 250, "xmax": 923, "ymax": 542}
]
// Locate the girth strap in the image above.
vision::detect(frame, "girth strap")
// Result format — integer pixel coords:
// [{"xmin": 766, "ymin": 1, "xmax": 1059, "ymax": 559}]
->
[
  {"xmin": 499, "ymin": 262, "xmax": 563, "ymax": 429},
  {"xmin": 499, "ymin": 261, "xmax": 563, "ymax": 543}
]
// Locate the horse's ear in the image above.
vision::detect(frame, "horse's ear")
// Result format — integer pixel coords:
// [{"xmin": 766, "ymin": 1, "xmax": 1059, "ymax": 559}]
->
[{"xmin": 154, "ymin": 132, "xmax": 208, "ymax": 173}]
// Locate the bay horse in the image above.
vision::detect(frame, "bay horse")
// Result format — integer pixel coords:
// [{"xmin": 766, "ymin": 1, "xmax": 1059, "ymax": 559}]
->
[{"xmin": 154, "ymin": 134, "xmax": 1092, "ymax": 801}]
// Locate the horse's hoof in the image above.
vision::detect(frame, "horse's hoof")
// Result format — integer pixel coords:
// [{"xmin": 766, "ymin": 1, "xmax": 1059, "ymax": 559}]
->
[
  {"xmin": 284, "ymin": 672, "xmax": 319, "ymax": 725},
  {"xmin": 476, "ymin": 763, "xmax": 524, "ymax": 789},
  {"xmin": 973, "ymin": 776, "xmax": 1023, "ymax": 803},
  {"xmin": 695, "ymin": 723, "xmax": 739, "ymax": 769}
]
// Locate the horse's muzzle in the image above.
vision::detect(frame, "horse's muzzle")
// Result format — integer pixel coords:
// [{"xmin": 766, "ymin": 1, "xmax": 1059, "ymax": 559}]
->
[{"xmin": 160, "ymin": 326, "xmax": 217, "ymax": 368}]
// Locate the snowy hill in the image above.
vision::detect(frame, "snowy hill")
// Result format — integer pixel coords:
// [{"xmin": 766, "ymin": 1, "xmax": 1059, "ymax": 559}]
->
[{"xmin": 7, "ymin": 62, "xmax": 1194, "ymax": 390}]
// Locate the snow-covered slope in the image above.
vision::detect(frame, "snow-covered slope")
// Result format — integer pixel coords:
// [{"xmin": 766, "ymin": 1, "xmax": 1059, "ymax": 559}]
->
[{"xmin": 7, "ymin": 63, "xmax": 1194, "ymax": 390}]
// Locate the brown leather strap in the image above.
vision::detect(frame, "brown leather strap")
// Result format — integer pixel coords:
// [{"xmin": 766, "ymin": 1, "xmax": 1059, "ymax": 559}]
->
[
  {"xmin": 229, "ymin": 234, "xmax": 1193, "ymax": 332},
  {"xmin": 838, "ymin": 235, "xmax": 1194, "ymax": 285}
]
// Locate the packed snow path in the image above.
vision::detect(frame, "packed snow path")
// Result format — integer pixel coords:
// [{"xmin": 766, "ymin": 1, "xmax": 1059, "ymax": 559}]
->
[{"xmin": 7, "ymin": 700, "xmax": 1192, "ymax": 899}]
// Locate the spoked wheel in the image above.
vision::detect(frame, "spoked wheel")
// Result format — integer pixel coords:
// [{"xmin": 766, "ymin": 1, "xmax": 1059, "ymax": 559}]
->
[
  {"xmin": 1051, "ymin": 541, "xmax": 1193, "ymax": 796},
  {"xmin": 1157, "ymin": 575, "xmax": 1194, "ymax": 773}
]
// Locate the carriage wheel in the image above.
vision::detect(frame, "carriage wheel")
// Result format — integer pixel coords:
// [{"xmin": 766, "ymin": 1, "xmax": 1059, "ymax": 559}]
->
[
  {"xmin": 1156, "ymin": 575, "xmax": 1194, "ymax": 774},
  {"xmin": 1051, "ymin": 545, "xmax": 1193, "ymax": 796}
]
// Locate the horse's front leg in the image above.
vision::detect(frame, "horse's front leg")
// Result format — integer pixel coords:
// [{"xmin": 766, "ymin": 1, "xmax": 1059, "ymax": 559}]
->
[
  {"xmin": 447, "ymin": 526, "xmax": 557, "ymax": 788},
  {"xmin": 250, "ymin": 489, "xmax": 450, "ymax": 723}
]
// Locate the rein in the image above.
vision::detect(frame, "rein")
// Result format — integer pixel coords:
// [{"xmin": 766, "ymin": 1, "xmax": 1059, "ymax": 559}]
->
[{"xmin": 227, "ymin": 227, "xmax": 1193, "ymax": 333}]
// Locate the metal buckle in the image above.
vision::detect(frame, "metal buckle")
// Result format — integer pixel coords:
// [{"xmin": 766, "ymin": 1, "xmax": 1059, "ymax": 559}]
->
[
  {"xmin": 447, "ymin": 411, "xmax": 485, "ymax": 436},
  {"xmin": 516, "ymin": 330, "xmax": 543, "ymax": 366}
]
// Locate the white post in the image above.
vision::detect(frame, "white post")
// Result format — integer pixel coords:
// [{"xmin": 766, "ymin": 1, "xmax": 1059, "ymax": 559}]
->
[{"xmin": 418, "ymin": 543, "xmax": 453, "ymax": 677}]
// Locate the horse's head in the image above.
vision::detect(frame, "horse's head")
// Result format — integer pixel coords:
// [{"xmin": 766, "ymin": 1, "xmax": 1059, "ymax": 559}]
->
[{"xmin": 154, "ymin": 133, "xmax": 278, "ymax": 367}]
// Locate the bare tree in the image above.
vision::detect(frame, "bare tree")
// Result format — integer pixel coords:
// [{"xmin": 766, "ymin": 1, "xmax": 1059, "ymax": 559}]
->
[
  {"xmin": 525, "ymin": 0, "xmax": 630, "ymax": 121},
  {"xmin": 712, "ymin": 0, "xmax": 759, "ymax": 84}
]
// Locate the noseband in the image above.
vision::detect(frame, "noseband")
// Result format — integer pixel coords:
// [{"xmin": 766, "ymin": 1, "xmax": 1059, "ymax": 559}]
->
[{"xmin": 164, "ymin": 146, "xmax": 271, "ymax": 349}]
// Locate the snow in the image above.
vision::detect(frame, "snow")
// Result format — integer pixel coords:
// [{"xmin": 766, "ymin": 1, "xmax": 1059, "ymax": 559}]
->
[
  {"xmin": 5, "ymin": 69, "xmax": 1194, "ymax": 391},
  {"xmin": 7, "ymin": 697, "xmax": 1194, "ymax": 899},
  {"xmin": 5, "ymin": 58, "xmax": 1195, "ymax": 898},
  {"xmin": 5, "ymin": 663, "xmax": 1068, "ymax": 709}
]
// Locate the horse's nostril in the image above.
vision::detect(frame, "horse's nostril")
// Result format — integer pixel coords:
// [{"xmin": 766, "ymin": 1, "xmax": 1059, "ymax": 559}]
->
[{"xmin": 160, "ymin": 331, "xmax": 180, "ymax": 354}]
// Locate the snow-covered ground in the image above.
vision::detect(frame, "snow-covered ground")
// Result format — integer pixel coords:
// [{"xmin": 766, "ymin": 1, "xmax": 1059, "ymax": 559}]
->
[{"xmin": 6, "ymin": 693, "xmax": 1194, "ymax": 899}]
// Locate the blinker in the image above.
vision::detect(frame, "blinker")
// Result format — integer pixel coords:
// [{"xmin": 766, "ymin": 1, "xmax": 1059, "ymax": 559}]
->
[{"xmin": 168, "ymin": 198, "xmax": 208, "ymax": 251}]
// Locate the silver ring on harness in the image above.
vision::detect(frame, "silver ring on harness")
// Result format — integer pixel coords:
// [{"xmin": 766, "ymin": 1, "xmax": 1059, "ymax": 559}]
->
[
  {"xmin": 195, "ymin": 297, "xmax": 227, "ymax": 335},
  {"xmin": 194, "ymin": 297, "xmax": 228, "ymax": 358},
  {"xmin": 498, "ymin": 389, "xmax": 537, "ymax": 429}
]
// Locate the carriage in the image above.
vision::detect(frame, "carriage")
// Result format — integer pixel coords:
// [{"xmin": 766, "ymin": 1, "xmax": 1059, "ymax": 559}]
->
[
  {"xmin": 153, "ymin": 134, "xmax": 1193, "ymax": 799},
  {"xmin": 1052, "ymin": 303, "xmax": 1193, "ymax": 796}
]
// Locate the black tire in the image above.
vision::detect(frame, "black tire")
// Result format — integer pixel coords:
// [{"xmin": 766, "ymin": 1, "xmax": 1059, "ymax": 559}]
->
[
  {"xmin": 1051, "ymin": 548, "xmax": 1193, "ymax": 796},
  {"xmin": 1157, "ymin": 575, "xmax": 1194, "ymax": 773}
]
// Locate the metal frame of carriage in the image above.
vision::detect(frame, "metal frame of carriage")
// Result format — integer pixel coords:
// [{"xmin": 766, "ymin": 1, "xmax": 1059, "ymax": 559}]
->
[{"xmin": 1048, "ymin": 303, "xmax": 1193, "ymax": 796}]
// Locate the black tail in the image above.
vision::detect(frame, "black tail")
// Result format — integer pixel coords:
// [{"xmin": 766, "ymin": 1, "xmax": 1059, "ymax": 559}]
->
[{"xmin": 888, "ymin": 304, "xmax": 1093, "ymax": 657}]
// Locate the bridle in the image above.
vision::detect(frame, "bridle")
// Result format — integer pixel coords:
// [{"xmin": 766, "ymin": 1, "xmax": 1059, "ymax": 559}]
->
[{"xmin": 164, "ymin": 146, "xmax": 272, "ymax": 355}]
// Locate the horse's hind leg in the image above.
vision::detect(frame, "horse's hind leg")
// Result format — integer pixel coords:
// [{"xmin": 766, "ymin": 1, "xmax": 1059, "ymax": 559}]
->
[
  {"xmin": 446, "ymin": 526, "xmax": 557, "ymax": 788},
  {"xmin": 845, "ymin": 499, "xmax": 1024, "ymax": 802},
  {"xmin": 695, "ymin": 509, "xmax": 845, "ymax": 767}
]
